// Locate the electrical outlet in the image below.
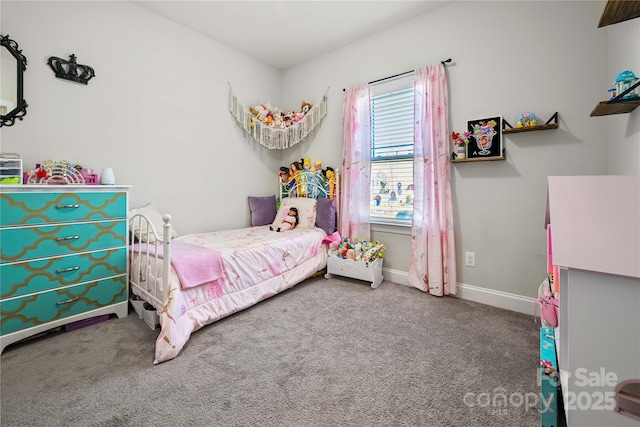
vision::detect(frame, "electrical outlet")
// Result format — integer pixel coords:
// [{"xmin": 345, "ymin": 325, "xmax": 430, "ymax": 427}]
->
[{"xmin": 465, "ymin": 251, "xmax": 476, "ymax": 267}]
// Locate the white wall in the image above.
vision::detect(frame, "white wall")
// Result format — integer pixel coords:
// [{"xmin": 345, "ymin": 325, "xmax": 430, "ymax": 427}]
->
[
  {"xmin": 0, "ymin": 1, "xmax": 283, "ymax": 234},
  {"xmin": 2, "ymin": 1, "xmax": 633, "ymax": 302},
  {"xmin": 282, "ymin": 1, "xmax": 610, "ymax": 299},
  {"xmin": 604, "ymin": 17, "xmax": 640, "ymax": 174}
]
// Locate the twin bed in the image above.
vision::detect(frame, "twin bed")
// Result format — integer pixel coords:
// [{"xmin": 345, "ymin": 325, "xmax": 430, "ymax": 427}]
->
[{"xmin": 128, "ymin": 171, "xmax": 338, "ymax": 364}]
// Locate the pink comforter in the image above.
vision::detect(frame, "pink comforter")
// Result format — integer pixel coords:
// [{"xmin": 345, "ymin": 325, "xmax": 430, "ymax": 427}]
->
[{"xmin": 132, "ymin": 225, "xmax": 327, "ymax": 364}]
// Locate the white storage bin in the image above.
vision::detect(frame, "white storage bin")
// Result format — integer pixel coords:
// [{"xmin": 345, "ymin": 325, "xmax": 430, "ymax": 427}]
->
[
  {"xmin": 325, "ymin": 255, "xmax": 383, "ymax": 288},
  {"xmin": 142, "ymin": 302, "xmax": 160, "ymax": 330},
  {"xmin": 129, "ymin": 298, "xmax": 144, "ymax": 319}
]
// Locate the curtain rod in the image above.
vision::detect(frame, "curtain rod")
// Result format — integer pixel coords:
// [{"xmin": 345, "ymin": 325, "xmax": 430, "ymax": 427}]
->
[{"xmin": 342, "ymin": 58, "xmax": 452, "ymax": 92}]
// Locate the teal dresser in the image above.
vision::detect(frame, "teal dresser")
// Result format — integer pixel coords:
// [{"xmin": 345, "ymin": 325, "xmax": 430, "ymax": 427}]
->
[{"xmin": 0, "ymin": 185, "xmax": 130, "ymax": 352}]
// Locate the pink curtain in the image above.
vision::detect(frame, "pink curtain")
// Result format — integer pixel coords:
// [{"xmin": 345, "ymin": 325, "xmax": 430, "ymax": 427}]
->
[
  {"xmin": 340, "ymin": 85, "xmax": 371, "ymax": 241},
  {"xmin": 407, "ymin": 64, "xmax": 457, "ymax": 296}
]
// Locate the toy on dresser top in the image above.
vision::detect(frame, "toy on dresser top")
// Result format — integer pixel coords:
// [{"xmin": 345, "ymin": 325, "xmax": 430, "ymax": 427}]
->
[{"xmin": 23, "ymin": 159, "xmax": 99, "ymax": 185}]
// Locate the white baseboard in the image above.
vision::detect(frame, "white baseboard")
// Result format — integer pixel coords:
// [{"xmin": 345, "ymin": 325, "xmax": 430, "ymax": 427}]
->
[
  {"xmin": 382, "ymin": 267, "xmax": 409, "ymax": 287},
  {"xmin": 453, "ymin": 282, "xmax": 535, "ymax": 315},
  {"xmin": 383, "ymin": 268, "xmax": 535, "ymax": 315}
]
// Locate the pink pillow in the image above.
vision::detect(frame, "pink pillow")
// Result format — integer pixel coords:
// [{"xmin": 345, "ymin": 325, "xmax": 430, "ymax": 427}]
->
[{"xmin": 272, "ymin": 198, "xmax": 317, "ymax": 229}]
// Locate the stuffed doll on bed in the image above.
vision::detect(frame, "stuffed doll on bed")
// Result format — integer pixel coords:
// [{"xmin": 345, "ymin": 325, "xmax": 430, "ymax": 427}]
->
[{"xmin": 270, "ymin": 207, "xmax": 299, "ymax": 232}]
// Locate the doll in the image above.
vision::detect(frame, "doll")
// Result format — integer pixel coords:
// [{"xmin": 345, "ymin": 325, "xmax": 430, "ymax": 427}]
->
[
  {"xmin": 279, "ymin": 166, "xmax": 290, "ymax": 186},
  {"xmin": 270, "ymin": 207, "xmax": 299, "ymax": 232},
  {"xmin": 325, "ymin": 167, "xmax": 336, "ymax": 200}
]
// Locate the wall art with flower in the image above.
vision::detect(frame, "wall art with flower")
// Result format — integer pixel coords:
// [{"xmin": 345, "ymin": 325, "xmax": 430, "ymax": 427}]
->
[{"xmin": 466, "ymin": 116, "xmax": 503, "ymax": 160}]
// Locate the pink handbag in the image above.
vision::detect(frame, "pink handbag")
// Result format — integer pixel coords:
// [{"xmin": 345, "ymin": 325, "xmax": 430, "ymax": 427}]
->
[{"xmin": 535, "ymin": 295, "xmax": 559, "ymax": 327}]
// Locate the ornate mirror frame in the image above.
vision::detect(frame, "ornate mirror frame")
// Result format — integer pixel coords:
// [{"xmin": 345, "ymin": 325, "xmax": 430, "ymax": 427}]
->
[{"xmin": 1, "ymin": 35, "xmax": 28, "ymax": 127}]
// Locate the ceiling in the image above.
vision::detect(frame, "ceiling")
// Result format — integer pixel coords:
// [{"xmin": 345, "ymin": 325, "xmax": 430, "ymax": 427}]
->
[{"xmin": 132, "ymin": 1, "xmax": 449, "ymax": 70}]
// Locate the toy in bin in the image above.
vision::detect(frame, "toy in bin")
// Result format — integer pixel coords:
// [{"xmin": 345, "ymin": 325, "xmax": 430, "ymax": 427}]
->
[
  {"xmin": 326, "ymin": 235, "xmax": 385, "ymax": 262},
  {"xmin": 324, "ymin": 234, "xmax": 385, "ymax": 289},
  {"xmin": 323, "ymin": 233, "xmax": 386, "ymax": 288}
]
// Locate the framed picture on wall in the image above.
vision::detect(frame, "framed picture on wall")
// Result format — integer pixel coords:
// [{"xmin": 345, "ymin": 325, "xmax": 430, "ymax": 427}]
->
[{"xmin": 466, "ymin": 116, "xmax": 504, "ymax": 160}]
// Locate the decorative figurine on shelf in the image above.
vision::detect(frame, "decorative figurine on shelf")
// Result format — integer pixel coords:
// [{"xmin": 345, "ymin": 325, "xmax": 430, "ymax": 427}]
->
[
  {"xmin": 270, "ymin": 207, "xmax": 299, "ymax": 232},
  {"xmin": 516, "ymin": 112, "xmax": 537, "ymax": 128},
  {"xmin": 614, "ymin": 70, "xmax": 639, "ymax": 99},
  {"xmin": 451, "ymin": 131, "xmax": 470, "ymax": 160}
]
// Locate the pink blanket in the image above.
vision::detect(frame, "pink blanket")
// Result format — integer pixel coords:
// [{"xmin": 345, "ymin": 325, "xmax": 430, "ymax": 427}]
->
[{"xmin": 134, "ymin": 240, "xmax": 226, "ymax": 289}]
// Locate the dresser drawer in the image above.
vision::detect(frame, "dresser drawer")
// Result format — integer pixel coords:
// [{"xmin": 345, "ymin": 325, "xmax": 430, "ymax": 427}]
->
[
  {"xmin": 0, "ymin": 275, "xmax": 127, "ymax": 335},
  {"xmin": 0, "ymin": 248, "xmax": 126, "ymax": 299},
  {"xmin": 0, "ymin": 191, "xmax": 126, "ymax": 226},
  {"xmin": 0, "ymin": 220, "xmax": 126, "ymax": 263}
]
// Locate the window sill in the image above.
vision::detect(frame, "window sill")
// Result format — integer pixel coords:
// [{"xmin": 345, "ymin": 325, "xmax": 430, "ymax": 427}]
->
[{"xmin": 371, "ymin": 219, "xmax": 412, "ymax": 235}]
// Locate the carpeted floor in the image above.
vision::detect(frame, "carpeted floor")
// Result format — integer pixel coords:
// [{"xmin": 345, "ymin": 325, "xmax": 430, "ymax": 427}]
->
[{"xmin": 1, "ymin": 277, "xmax": 540, "ymax": 426}]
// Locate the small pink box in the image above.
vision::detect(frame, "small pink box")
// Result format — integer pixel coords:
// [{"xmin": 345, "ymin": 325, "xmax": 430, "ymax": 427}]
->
[{"xmin": 83, "ymin": 174, "xmax": 99, "ymax": 185}]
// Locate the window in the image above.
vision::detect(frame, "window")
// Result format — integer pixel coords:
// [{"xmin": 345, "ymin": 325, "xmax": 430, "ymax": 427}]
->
[{"xmin": 369, "ymin": 74, "xmax": 414, "ymax": 224}]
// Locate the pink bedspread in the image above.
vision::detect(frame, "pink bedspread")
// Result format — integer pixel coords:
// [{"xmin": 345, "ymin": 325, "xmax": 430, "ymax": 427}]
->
[
  {"xmin": 131, "ymin": 226, "xmax": 327, "ymax": 364},
  {"xmin": 133, "ymin": 241, "xmax": 226, "ymax": 289}
]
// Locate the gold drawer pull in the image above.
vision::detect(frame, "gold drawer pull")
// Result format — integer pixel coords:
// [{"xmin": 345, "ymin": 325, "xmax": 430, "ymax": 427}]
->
[
  {"xmin": 56, "ymin": 204, "xmax": 79, "ymax": 209},
  {"xmin": 55, "ymin": 266, "xmax": 80, "ymax": 274},
  {"xmin": 55, "ymin": 297, "xmax": 79, "ymax": 305},
  {"xmin": 55, "ymin": 235, "xmax": 80, "ymax": 241}
]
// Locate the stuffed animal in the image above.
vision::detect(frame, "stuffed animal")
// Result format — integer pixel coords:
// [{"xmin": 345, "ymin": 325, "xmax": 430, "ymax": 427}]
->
[
  {"xmin": 270, "ymin": 207, "xmax": 299, "ymax": 232},
  {"xmin": 322, "ymin": 231, "xmax": 341, "ymax": 251},
  {"xmin": 301, "ymin": 101, "xmax": 313, "ymax": 114},
  {"xmin": 253, "ymin": 104, "xmax": 268, "ymax": 120},
  {"xmin": 293, "ymin": 111, "xmax": 305, "ymax": 123}
]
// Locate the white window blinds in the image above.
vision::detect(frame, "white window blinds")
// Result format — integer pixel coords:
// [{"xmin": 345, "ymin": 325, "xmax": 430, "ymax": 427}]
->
[
  {"xmin": 369, "ymin": 74, "xmax": 415, "ymax": 223},
  {"xmin": 371, "ymin": 87, "xmax": 414, "ymax": 160}
]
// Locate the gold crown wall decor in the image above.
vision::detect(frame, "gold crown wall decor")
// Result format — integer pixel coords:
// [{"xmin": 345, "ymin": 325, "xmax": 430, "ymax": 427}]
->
[{"xmin": 47, "ymin": 54, "xmax": 95, "ymax": 85}]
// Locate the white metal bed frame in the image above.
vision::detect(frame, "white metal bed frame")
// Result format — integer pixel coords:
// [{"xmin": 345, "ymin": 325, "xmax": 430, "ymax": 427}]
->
[{"xmin": 128, "ymin": 169, "xmax": 339, "ymax": 321}]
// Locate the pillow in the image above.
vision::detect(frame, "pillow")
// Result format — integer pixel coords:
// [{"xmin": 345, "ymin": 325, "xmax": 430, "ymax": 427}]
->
[
  {"xmin": 315, "ymin": 197, "xmax": 336, "ymax": 235},
  {"xmin": 271, "ymin": 197, "xmax": 317, "ymax": 230},
  {"xmin": 129, "ymin": 203, "xmax": 179, "ymax": 243},
  {"xmin": 248, "ymin": 195, "xmax": 277, "ymax": 226}
]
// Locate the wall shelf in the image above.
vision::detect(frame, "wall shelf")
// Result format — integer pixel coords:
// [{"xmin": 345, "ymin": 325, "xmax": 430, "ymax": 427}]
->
[
  {"xmin": 598, "ymin": 0, "xmax": 640, "ymax": 27},
  {"xmin": 451, "ymin": 155, "xmax": 505, "ymax": 163},
  {"xmin": 590, "ymin": 98, "xmax": 640, "ymax": 117},
  {"xmin": 591, "ymin": 2, "xmax": 640, "ymax": 117},
  {"xmin": 502, "ymin": 112, "xmax": 559, "ymax": 134},
  {"xmin": 502, "ymin": 124, "xmax": 559, "ymax": 134}
]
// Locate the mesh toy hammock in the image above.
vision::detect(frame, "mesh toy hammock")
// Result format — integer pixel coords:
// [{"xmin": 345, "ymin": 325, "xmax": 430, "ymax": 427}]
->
[{"xmin": 228, "ymin": 84, "xmax": 328, "ymax": 149}]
